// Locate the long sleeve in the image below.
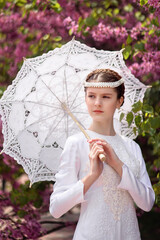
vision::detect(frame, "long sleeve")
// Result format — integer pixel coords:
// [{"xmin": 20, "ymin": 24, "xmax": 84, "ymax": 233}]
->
[
  {"xmin": 49, "ymin": 136, "xmax": 85, "ymax": 219},
  {"xmin": 117, "ymin": 140, "xmax": 155, "ymax": 211}
]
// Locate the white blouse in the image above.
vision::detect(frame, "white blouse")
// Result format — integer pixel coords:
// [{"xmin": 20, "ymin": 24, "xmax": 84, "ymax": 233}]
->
[{"xmin": 49, "ymin": 130, "xmax": 155, "ymax": 240}]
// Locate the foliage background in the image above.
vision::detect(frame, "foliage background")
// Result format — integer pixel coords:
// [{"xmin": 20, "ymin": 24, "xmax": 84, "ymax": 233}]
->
[{"xmin": 0, "ymin": 0, "xmax": 160, "ymax": 239}]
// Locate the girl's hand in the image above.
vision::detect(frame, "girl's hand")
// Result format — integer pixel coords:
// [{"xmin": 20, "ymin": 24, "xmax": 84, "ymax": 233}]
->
[
  {"xmin": 88, "ymin": 140, "xmax": 104, "ymax": 179},
  {"xmin": 88, "ymin": 138, "xmax": 123, "ymax": 177},
  {"xmin": 81, "ymin": 139, "xmax": 104, "ymax": 194},
  {"xmin": 82, "ymin": 138, "xmax": 123, "ymax": 195}
]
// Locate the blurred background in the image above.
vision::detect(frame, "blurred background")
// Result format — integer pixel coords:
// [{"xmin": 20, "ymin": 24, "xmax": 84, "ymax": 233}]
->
[{"xmin": 0, "ymin": 0, "xmax": 160, "ymax": 239}]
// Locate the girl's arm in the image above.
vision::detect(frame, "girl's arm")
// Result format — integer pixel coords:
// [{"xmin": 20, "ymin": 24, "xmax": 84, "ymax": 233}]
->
[
  {"xmin": 117, "ymin": 140, "xmax": 155, "ymax": 211},
  {"xmin": 50, "ymin": 136, "xmax": 105, "ymax": 218},
  {"xmin": 49, "ymin": 136, "xmax": 85, "ymax": 218},
  {"xmin": 88, "ymin": 138, "xmax": 155, "ymax": 211}
]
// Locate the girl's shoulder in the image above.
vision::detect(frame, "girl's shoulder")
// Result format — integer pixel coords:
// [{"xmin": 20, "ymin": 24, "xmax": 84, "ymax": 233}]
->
[
  {"xmin": 120, "ymin": 134, "xmax": 135, "ymax": 143},
  {"xmin": 119, "ymin": 134, "xmax": 141, "ymax": 153},
  {"xmin": 66, "ymin": 132, "xmax": 87, "ymax": 146}
]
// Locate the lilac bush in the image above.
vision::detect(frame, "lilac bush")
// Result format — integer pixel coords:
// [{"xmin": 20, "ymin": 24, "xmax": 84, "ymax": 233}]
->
[{"xmin": 0, "ymin": 0, "xmax": 159, "ymax": 238}]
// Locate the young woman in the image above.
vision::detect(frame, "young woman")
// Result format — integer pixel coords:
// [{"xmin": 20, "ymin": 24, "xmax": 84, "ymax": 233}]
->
[{"xmin": 49, "ymin": 69, "xmax": 155, "ymax": 240}]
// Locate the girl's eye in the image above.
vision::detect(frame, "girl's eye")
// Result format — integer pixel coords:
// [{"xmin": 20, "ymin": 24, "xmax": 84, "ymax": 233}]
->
[
  {"xmin": 103, "ymin": 96, "xmax": 110, "ymax": 98},
  {"xmin": 88, "ymin": 95, "xmax": 95, "ymax": 98}
]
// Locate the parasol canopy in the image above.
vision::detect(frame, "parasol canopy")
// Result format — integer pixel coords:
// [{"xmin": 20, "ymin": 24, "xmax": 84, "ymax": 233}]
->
[{"xmin": 0, "ymin": 39, "xmax": 148, "ymax": 184}]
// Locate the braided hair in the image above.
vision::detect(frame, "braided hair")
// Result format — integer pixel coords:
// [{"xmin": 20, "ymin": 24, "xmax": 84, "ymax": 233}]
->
[{"xmin": 85, "ymin": 69, "xmax": 125, "ymax": 105}]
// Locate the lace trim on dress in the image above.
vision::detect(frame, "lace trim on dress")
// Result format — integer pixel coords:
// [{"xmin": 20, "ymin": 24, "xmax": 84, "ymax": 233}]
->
[
  {"xmin": 102, "ymin": 135, "xmax": 140, "ymax": 221},
  {"xmin": 102, "ymin": 165, "xmax": 133, "ymax": 221}
]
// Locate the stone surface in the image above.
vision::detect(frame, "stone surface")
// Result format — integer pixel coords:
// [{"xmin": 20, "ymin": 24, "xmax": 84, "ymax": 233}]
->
[{"xmin": 39, "ymin": 207, "xmax": 80, "ymax": 240}]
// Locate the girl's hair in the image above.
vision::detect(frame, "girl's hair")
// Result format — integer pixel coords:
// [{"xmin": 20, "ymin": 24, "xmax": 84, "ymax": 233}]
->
[{"xmin": 85, "ymin": 69, "xmax": 125, "ymax": 105}]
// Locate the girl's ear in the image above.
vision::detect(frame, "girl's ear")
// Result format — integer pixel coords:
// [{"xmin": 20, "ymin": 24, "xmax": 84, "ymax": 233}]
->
[{"xmin": 117, "ymin": 96, "xmax": 124, "ymax": 109}]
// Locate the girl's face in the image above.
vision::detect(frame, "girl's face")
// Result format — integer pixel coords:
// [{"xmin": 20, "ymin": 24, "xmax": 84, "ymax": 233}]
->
[{"xmin": 85, "ymin": 87, "xmax": 123, "ymax": 123}]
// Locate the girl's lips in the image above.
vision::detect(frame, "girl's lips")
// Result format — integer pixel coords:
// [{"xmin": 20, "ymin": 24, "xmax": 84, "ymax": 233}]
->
[{"xmin": 93, "ymin": 110, "xmax": 103, "ymax": 113}]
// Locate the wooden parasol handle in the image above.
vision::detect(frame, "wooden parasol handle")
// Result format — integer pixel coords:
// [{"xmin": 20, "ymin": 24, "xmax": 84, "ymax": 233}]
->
[{"xmin": 62, "ymin": 103, "xmax": 106, "ymax": 162}]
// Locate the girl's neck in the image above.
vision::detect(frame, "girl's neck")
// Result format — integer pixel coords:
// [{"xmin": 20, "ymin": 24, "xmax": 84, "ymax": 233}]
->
[{"xmin": 88, "ymin": 121, "xmax": 116, "ymax": 136}]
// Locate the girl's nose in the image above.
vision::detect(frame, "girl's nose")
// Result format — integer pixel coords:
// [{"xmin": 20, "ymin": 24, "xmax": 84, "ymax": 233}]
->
[{"xmin": 95, "ymin": 97, "xmax": 101, "ymax": 106}]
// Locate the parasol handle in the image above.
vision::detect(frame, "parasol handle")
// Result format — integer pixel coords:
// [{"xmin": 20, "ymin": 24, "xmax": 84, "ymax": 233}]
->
[
  {"xmin": 61, "ymin": 103, "xmax": 106, "ymax": 162},
  {"xmin": 98, "ymin": 153, "xmax": 106, "ymax": 162}
]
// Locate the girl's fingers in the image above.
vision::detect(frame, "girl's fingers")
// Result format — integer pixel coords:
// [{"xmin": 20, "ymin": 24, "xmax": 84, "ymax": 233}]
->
[
  {"xmin": 89, "ymin": 142, "xmax": 105, "ymax": 160},
  {"xmin": 88, "ymin": 139, "xmax": 114, "ymax": 160},
  {"xmin": 88, "ymin": 138, "xmax": 109, "ymax": 147},
  {"xmin": 90, "ymin": 142, "xmax": 102, "ymax": 153},
  {"xmin": 89, "ymin": 139, "xmax": 110, "ymax": 150},
  {"xmin": 88, "ymin": 138, "xmax": 106, "ymax": 142}
]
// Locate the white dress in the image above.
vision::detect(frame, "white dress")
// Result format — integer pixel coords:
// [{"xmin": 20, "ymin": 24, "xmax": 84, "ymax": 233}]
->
[{"xmin": 49, "ymin": 130, "xmax": 155, "ymax": 240}]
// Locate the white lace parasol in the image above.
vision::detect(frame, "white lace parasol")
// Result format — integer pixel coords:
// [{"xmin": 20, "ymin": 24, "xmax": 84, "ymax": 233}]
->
[{"xmin": 0, "ymin": 39, "xmax": 148, "ymax": 184}]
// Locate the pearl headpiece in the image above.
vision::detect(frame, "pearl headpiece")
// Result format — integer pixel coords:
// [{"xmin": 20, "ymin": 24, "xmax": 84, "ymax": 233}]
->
[{"xmin": 84, "ymin": 78, "xmax": 124, "ymax": 88}]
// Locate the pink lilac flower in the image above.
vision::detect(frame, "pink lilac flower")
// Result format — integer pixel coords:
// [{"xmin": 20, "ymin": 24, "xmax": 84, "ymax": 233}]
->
[
  {"xmin": 0, "ymin": 13, "xmax": 22, "ymax": 33},
  {"xmin": 148, "ymin": 0, "xmax": 160, "ymax": 9},
  {"xmin": 91, "ymin": 22, "xmax": 127, "ymax": 43},
  {"xmin": 63, "ymin": 17, "xmax": 80, "ymax": 36},
  {"xmin": 130, "ymin": 22, "xmax": 147, "ymax": 40}
]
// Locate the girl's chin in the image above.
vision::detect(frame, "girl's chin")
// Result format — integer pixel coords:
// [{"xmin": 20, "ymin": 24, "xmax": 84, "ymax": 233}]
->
[
  {"xmin": 92, "ymin": 116, "xmax": 108, "ymax": 122},
  {"xmin": 91, "ymin": 115, "xmax": 112, "ymax": 122}
]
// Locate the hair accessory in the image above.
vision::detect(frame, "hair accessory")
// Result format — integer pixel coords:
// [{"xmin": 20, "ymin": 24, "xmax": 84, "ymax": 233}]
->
[{"xmin": 84, "ymin": 78, "xmax": 124, "ymax": 88}]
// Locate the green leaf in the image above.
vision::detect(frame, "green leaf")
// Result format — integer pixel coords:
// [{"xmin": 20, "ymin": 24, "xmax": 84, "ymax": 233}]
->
[
  {"xmin": 53, "ymin": 36, "xmax": 62, "ymax": 42},
  {"xmin": 82, "ymin": 30, "xmax": 89, "ymax": 37},
  {"xmin": 141, "ymin": 121, "xmax": 151, "ymax": 132},
  {"xmin": 150, "ymin": 117, "xmax": 160, "ymax": 129},
  {"xmin": 155, "ymin": 30, "xmax": 160, "ymax": 37},
  {"xmin": 17, "ymin": 210, "xmax": 27, "ymax": 218},
  {"xmin": 133, "ymin": 127, "xmax": 137, "ymax": 136},
  {"xmin": 43, "ymin": 34, "xmax": 50, "ymax": 40},
  {"xmin": 14, "ymin": 0, "xmax": 27, "ymax": 7},
  {"xmin": 140, "ymin": 0, "xmax": 148, "ymax": 6},
  {"xmin": 122, "ymin": 43, "xmax": 125, "ymax": 49},
  {"xmin": 126, "ymin": 35, "xmax": 132, "ymax": 44},
  {"xmin": 123, "ymin": 45, "xmax": 132, "ymax": 60},
  {"xmin": 149, "ymin": 29, "xmax": 155, "ymax": 35},
  {"xmin": 24, "ymin": 3, "xmax": 33, "ymax": 10},
  {"xmin": 106, "ymin": 9, "xmax": 113, "ymax": 17},
  {"xmin": 132, "ymin": 101, "xmax": 143, "ymax": 113},
  {"xmin": 104, "ymin": 1, "xmax": 111, "ymax": 9},
  {"xmin": 149, "ymin": 6, "xmax": 156, "ymax": 14},
  {"xmin": 85, "ymin": 16, "xmax": 97, "ymax": 27},
  {"xmin": 151, "ymin": 17, "xmax": 159, "ymax": 27},
  {"xmin": 126, "ymin": 112, "xmax": 134, "ymax": 126},
  {"xmin": 113, "ymin": 8, "xmax": 119, "ymax": 15},
  {"xmin": 0, "ymin": 0, "xmax": 6, "ymax": 9},
  {"xmin": 69, "ymin": 29, "xmax": 73, "ymax": 36},
  {"xmin": 142, "ymin": 104, "xmax": 154, "ymax": 113},
  {"xmin": 124, "ymin": 4, "xmax": 133, "ymax": 12},
  {"xmin": 153, "ymin": 182, "xmax": 160, "ymax": 195},
  {"xmin": 91, "ymin": 2, "xmax": 98, "ymax": 7},
  {"xmin": 149, "ymin": 128, "xmax": 156, "ymax": 136},
  {"xmin": 33, "ymin": 197, "xmax": 43, "ymax": 208},
  {"xmin": 155, "ymin": 195, "xmax": 160, "ymax": 207},
  {"xmin": 135, "ymin": 11, "xmax": 145, "ymax": 21},
  {"xmin": 120, "ymin": 112, "xmax": 125, "ymax": 122},
  {"xmin": 50, "ymin": 0, "xmax": 62, "ymax": 12},
  {"xmin": 0, "ymin": 85, "xmax": 6, "ymax": 98},
  {"xmin": 78, "ymin": 16, "xmax": 84, "ymax": 31},
  {"xmin": 154, "ymin": 158, "xmax": 160, "ymax": 169},
  {"xmin": 134, "ymin": 42, "xmax": 145, "ymax": 51},
  {"xmin": 135, "ymin": 115, "xmax": 142, "ymax": 127},
  {"xmin": 97, "ymin": 8, "xmax": 103, "ymax": 15}
]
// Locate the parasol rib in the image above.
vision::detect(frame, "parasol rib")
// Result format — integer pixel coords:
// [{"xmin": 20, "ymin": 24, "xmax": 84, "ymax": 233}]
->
[
  {"xmin": 0, "ymin": 99, "xmax": 62, "ymax": 110},
  {"xmin": 0, "ymin": 111, "xmax": 64, "ymax": 155}
]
